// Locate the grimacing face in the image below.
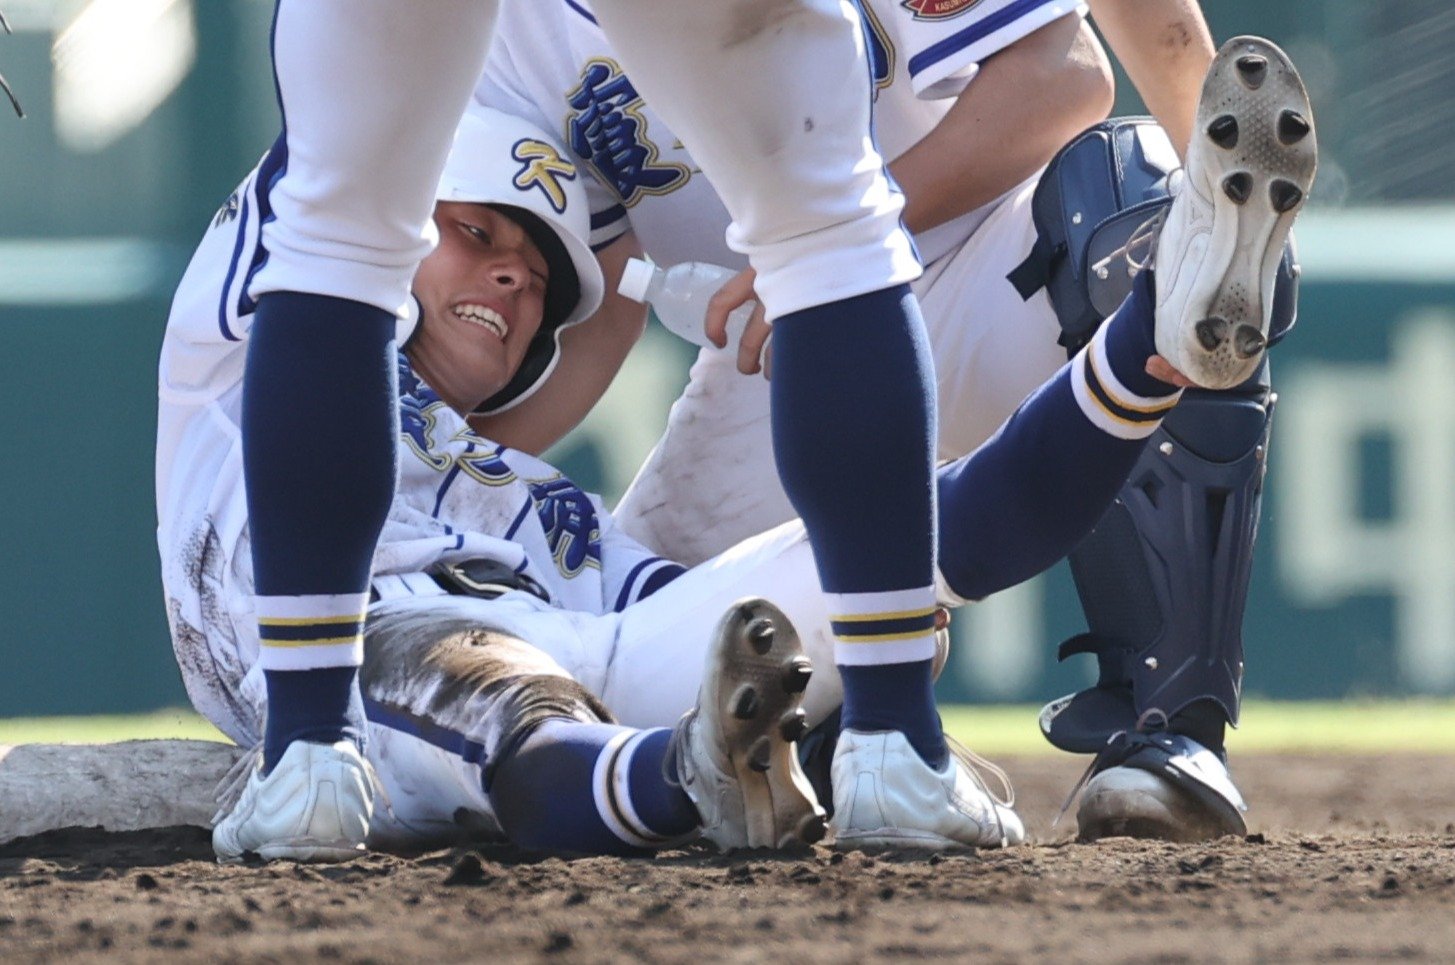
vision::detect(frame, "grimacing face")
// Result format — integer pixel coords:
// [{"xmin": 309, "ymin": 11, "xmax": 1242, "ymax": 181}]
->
[{"xmin": 408, "ymin": 202, "xmax": 550, "ymax": 412}]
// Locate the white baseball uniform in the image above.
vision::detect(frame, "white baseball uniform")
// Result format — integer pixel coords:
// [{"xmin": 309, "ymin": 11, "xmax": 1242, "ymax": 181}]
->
[
  {"xmin": 159, "ymin": 157, "xmax": 860, "ymax": 844},
  {"xmin": 476, "ymin": 0, "xmax": 1086, "ymax": 564}
]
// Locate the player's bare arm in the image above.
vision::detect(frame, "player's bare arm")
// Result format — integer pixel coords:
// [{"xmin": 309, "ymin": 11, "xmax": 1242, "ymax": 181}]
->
[
  {"xmin": 892, "ymin": 14, "xmax": 1114, "ymax": 236},
  {"xmin": 469, "ymin": 231, "xmax": 648, "ymax": 454},
  {"xmin": 1085, "ymin": 0, "xmax": 1217, "ymax": 157}
]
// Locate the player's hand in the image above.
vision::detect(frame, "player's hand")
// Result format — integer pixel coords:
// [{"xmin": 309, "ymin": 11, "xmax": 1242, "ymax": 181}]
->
[
  {"xmin": 736, "ymin": 306, "xmax": 772, "ymax": 377},
  {"xmin": 706, "ymin": 268, "xmax": 772, "ymax": 377},
  {"xmin": 1145, "ymin": 355, "xmax": 1197, "ymax": 389}
]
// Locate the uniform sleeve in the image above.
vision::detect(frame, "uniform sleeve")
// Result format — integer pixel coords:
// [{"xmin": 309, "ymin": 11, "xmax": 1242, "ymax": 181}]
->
[
  {"xmin": 872, "ymin": 0, "xmax": 1087, "ymax": 100},
  {"xmin": 595, "ymin": 500, "xmax": 686, "ymax": 612}
]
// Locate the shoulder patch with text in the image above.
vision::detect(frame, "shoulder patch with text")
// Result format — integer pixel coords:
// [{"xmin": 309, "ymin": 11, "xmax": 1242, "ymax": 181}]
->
[{"xmin": 900, "ymin": 0, "xmax": 984, "ymax": 21}]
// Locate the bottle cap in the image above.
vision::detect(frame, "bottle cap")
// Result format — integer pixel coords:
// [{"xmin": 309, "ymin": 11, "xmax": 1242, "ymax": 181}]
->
[{"xmin": 617, "ymin": 257, "xmax": 657, "ymax": 304}]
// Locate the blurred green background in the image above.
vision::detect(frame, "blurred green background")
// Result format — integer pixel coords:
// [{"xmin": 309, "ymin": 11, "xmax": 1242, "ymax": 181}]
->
[{"xmin": 1, "ymin": 0, "xmax": 1453, "ymax": 717}]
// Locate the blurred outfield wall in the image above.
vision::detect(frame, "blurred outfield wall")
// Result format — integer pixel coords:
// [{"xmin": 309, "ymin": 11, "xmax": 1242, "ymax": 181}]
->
[{"xmin": 0, "ymin": 0, "xmax": 1451, "ymax": 714}]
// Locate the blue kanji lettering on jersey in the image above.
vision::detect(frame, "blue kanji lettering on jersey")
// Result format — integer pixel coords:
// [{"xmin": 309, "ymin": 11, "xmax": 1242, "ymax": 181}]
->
[
  {"xmin": 398, "ymin": 354, "xmax": 451, "ymax": 472},
  {"xmin": 213, "ymin": 190, "xmax": 240, "ymax": 228},
  {"xmin": 456, "ymin": 439, "xmax": 518, "ymax": 488},
  {"xmin": 566, "ymin": 58, "xmax": 689, "ymax": 206},
  {"xmin": 528, "ymin": 476, "xmax": 602, "ymax": 577}
]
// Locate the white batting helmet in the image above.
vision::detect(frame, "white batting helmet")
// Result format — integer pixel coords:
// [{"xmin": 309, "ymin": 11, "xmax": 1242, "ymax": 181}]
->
[{"xmin": 402, "ymin": 107, "xmax": 606, "ymax": 414}]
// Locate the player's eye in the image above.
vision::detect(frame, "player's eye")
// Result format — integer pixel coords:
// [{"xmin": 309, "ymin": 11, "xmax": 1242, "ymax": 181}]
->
[{"xmin": 462, "ymin": 223, "xmax": 491, "ymax": 245}]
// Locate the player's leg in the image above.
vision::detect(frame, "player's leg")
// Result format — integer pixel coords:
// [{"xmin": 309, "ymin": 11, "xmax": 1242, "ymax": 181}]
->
[
  {"xmin": 1039, "ymin": 37, "xmax": 1315, "ymax": 842},
  {"xmin": 614, "ymin": 349, "xmax": 787, "ymax": 567},
  {"xmin": 220, "ymin": 0, "xmax": 499, "ymax": 861},
  {"xmin": 1048, "ymin": 367, "xmax": 1271, "ymax": 843},
  {"xmin": 933, "ymin": 271, "xmax": 1180, "ymax": 604},
  {"xmin": 353, "ymin": 596, "xmax": 821, "ymax": 855},
  {"xmin": 588, "ymin": 0, "xmax": 947, "ymax": 823},
  {"xmin": 915, "ymin": 180, "xmax": 1068, "ymax": 460},
  {"xmin": 595, "ymin": 274, "xmax": 1212, "ymax": 846}
]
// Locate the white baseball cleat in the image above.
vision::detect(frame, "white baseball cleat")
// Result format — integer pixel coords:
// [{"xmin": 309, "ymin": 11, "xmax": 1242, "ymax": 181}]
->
[
  {"xmin": 672, "ymin": 598, "xmax": 828, "ymax": 851},
  {"xmin": 212, "ymin": 739, "xmax": 373, "ymax": 863},
  {"xmin": 830, "ymin": 729, "xmax": 1025, "ymax": 851},
  {"xmin": 1076, "ymin": 734, "xmax": 1247, "ymax": 843},
  {"xmin": 1154, "ymin": 35, "xmax": 1317, "ymax": 390}
]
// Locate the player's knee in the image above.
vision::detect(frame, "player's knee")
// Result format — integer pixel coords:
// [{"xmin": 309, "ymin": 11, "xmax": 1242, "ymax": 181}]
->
[{"xmin": 361, "ymin": 605, "xmax": 615, "ymax": 778}]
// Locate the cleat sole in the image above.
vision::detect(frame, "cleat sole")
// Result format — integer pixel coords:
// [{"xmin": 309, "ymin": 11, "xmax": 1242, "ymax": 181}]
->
[
  {"xmin": 698, "ymin": 598, "xmax": 826, "ymax": 850},
  {"xmin": 779, "ymin": 709, "xmax": 808, "ymax": 742},
  {"xmin": 1157, "ymin": 35, "xmax": 1317, "ymax": 389},
  {"xmin": 1194, "ymin": 317, "xmax": 1228, "ymax": 351},
  {"xmin": 1270, "ymin": 178, "xmax": 1304, "ymax": 213},
  {"xmin": 1234, "ymin": 324, "xmax": 1266, "ymax": 357},
  {"xmin": 748, "ymin": 736, "xmax": 772, "ymax": 772}
]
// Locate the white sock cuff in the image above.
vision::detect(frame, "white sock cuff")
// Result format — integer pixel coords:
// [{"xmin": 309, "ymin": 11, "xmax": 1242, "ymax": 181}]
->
[{"xmin": 592, "ymin": 730, "xmax": 672, "ymax": 849}]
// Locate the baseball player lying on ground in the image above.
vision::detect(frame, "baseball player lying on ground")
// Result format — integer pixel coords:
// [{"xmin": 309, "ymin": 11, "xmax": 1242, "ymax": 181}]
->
[
  {"xmin": 472, "ymin": 0, "xmax": 1316, "ymax": 842},
  {"xmin": 158, "ymin": 96, "xmax": 1299, "ymax": 858}
]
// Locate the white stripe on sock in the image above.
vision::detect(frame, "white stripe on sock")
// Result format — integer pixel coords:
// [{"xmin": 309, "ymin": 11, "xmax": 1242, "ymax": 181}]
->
[
  {"xmin": 256, "ymin": 640, "xmax": 363, "ymax": 671},
  {"xmin": 610, "ymin": 730, "xmax": 676, "ymax": 844},
  {"xmin": 834, "ymin": 635, "xmax": 939, "ymax": 666},
  {"xmin": 254, "ymin": 591, "xmax": 371, "ymax": 622},
  {"xmin": 591, "ymin": 730, "xmax": 665, "ymax": 849},
  {"xmin": 1071, "ymin": 351, "xmax": 1163, "ymax": 441}
]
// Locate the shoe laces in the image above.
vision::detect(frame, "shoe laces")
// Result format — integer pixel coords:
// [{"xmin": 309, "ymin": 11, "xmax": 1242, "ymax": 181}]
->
[
  {"xmin": 1089, "ymin": 209, "xmax": 1165, "ymax": 283},
  {"xmin": 211, "ymin": 743, "xmax": 262, "ymax": 826},
  {"xmin": 946, "ymin": 734, "xmax": 1017, "ymax": 846},
  {"xmin": 947, "ymin": 735, "xmax": 1015, "ymax": 809},
  {"xmin": 661, "ymin": 709, "xmax": 696, "ymax": 792},
  {"xmin": 1052, "ymin": 707, "xmax": 1170, "ymax": 829}
]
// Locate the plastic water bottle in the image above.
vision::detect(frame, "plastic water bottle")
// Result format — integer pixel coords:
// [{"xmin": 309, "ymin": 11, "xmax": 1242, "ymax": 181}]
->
[{"xmin": 617, "ymin": 257, "xmax": 756, "ymax": 351}]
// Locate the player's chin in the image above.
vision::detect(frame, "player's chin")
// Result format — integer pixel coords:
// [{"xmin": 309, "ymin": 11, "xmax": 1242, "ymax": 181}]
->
[{"xmin": 462, "ymin": 351, "xmax": 512, "ymax": 400}]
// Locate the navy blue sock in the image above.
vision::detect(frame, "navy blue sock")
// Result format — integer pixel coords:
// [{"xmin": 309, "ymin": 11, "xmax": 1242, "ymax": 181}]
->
[
  {"xmin": 1100, "ymin": 270, "xmax": 1167, "ymax": 397},
  {"xmin": 839, "ymin": 663, "xmax": 943, "ymax": 768},
  {"xmin": 489, "ymin": 722, "xmax": 698, "ymax": 856},
  {"xmin": 773, "ymin": 284, "xmax": 943, "ymax": 767},
  {"xmin": 244, "ymin": 291, "xmax": 397, "ymax": 772},
  {"xmin": 938, "ymin": 272, "xmax": 1179, "ymax": 601},
  {"xmin": 263, "ymin": 667, "xmax": 367, "ymax": 763},
  {"xmin": 771, "ymin": 284, "xmax": 937, "ymax": 593}
]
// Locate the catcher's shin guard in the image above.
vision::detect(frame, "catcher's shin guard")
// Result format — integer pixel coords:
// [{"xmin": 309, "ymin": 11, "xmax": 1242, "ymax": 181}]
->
[{"xmin": 1042, "ymin": 364, "xmax": 1273, "ymax": 755}]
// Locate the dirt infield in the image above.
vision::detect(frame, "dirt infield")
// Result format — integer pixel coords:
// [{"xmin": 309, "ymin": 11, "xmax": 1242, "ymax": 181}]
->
[{"xmin": 3, "ymin": 753, "xmax": 1453, "ymax": 963}]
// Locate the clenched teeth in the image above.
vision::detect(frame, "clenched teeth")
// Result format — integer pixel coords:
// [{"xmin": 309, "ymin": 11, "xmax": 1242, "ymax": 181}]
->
[{"xmin": 454, "ymin": 303, "xmax": 507, "ymax": 338}]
